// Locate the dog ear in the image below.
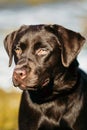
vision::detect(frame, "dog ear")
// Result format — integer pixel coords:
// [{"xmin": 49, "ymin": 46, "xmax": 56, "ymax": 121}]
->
[
  {"xmin": 54, "ymin": 25, "xmax": 86, "ymax": 67},
  {"xmin": 4, "ymin": 25, "xmax": 27, "ymax": 67},
  {"xmin": 4, "ymin": 31, "xmax": 17, "ymax": 67}
]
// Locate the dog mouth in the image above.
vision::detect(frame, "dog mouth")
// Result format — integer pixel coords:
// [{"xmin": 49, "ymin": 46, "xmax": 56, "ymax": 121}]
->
[
  {"xmin": 13, "ymin": 75, "xmax": 50, "ymax": 91},
  {"xmin": 13, "ymin": 77, "xmax": 38, "ymax": 90}
]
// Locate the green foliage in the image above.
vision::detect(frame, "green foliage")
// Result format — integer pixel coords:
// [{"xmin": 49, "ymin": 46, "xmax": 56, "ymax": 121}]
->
[{"xmin": 0, "ymin": 89, "xmax": 21, "ymax": 130}]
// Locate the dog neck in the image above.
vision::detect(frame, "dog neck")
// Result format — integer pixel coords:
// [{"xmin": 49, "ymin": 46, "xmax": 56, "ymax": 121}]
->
[{"xmin": 28, "ymin": 74, "xmax": 80, "ymax": 105}]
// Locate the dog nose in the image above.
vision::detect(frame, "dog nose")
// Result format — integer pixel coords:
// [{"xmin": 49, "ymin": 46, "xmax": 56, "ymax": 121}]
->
[{"xmin": 13, "ymin": 69, "xmax": 27, "ymax": 80}]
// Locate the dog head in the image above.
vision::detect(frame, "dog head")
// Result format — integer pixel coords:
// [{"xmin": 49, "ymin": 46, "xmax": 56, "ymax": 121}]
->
[{"xmin": 4, "ymin": 24, "xmax": 85, "ymax": 91}]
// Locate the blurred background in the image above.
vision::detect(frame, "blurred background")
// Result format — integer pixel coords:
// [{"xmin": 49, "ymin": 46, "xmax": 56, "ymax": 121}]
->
[{"xmin": 0, "ymin": 0, "xmax": 87, "ymax": 130}]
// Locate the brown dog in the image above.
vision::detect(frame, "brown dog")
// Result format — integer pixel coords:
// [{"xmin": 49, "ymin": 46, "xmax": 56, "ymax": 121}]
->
[{"xmin": 4, "ymin": 24, "xmax": 87, "ymax": 130}]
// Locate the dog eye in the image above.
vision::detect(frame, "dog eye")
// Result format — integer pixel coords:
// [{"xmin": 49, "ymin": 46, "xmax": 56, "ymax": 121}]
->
[
  {"xmin": 15, "ymin": 46, "xmax": 22, "ymax": 55},
  {"xmin": 35, "ymin": 48, "xmax": 48, "ymax": 56}
]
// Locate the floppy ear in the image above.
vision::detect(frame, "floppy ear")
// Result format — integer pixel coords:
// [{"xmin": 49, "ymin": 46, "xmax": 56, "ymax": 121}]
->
[
  {"xmin": 54, "ymin": 25, "xmax": 86, "ymax": 67},
  {"xmin": 4, "ymin": 25, "xmax": 27, "ymax": 67},
  {"xmin": 4, "ymin": 30, "xmax": 17, "ymax": 67}
]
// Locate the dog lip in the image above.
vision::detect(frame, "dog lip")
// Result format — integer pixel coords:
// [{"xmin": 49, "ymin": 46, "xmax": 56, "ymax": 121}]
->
[
  {"xmin": 14, "ymin": 83, "xmax": 38, "ymax": 91},
  {"xmin": 41, "ymin": 78, "xmax": 50, "ymax": 87},
  {"xmin": 13, "ymin": 76, "xmax": 38, "ymax": 90}
]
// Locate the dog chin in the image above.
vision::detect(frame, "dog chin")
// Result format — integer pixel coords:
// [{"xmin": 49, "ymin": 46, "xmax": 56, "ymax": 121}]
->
[
  {"xmin": 20, "ymin": 86, "xmax": 38, "ymax": 91},
  {"xmin": 13, "ymin": 77, "xmax": 50, "ymax": 91},
  {"xmin": 14, "ymin": 83, "xmax": 38, "ymax": 91}
]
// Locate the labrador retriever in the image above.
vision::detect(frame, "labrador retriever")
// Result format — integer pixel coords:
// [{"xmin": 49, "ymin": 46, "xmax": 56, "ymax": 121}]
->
[{"xmin": 4, "ymin": 24, "xmax": 87, "ymax": 130}]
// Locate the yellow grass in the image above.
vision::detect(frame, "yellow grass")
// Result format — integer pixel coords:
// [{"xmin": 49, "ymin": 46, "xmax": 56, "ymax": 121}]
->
[{"xmin": 0, "ymin": 89, "xmax": 21, "ymax": 130}]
